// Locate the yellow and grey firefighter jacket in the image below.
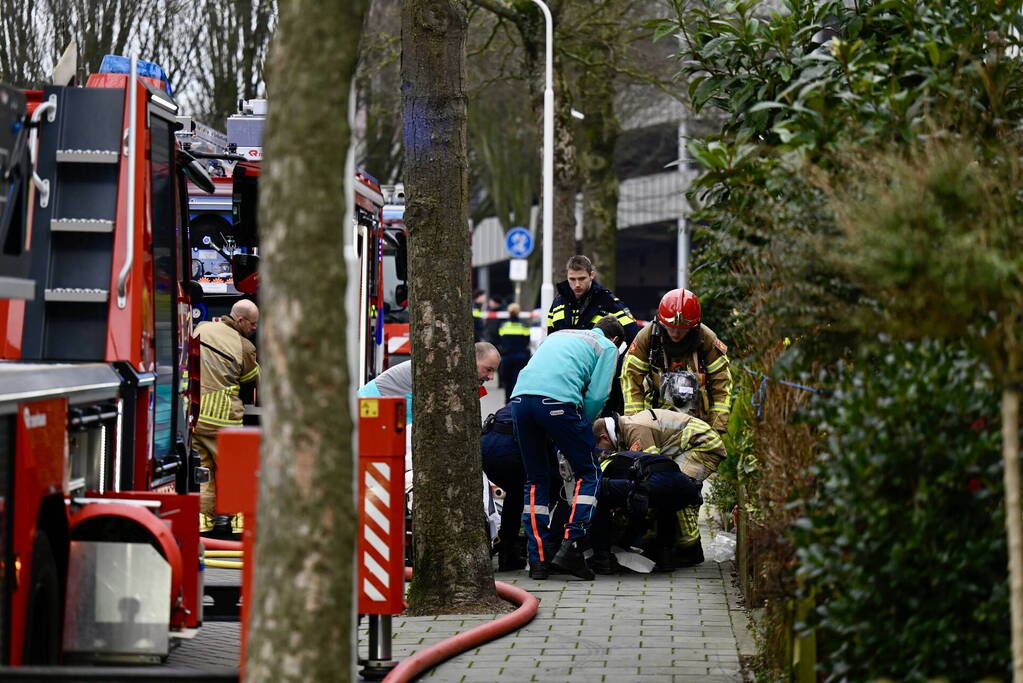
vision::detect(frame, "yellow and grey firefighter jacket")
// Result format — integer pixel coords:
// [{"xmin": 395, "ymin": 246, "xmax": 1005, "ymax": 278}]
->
[
  {"xmin": 193, "ymin": 316, "xmax": 260, "ymax": 431},
  {"xmin": 617, "ymin": 408, "xmax": 726, "ymax": 481},
  {"xmin": 621, "ymin": 322, "xmax": 732, "ymax": 432}
]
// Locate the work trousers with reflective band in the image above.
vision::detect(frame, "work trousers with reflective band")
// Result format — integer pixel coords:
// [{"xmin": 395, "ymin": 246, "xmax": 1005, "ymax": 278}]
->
[
  {"xmin": 676, "ymin": 505, "xmax": 701, "ymax": 548},
  {"xmin": 511, "ymin": 395, "xmax": 600, "ymax": 566},
  {"xmin": 192, "ymin": 427, "xmax": 219, "ymax": 518}
]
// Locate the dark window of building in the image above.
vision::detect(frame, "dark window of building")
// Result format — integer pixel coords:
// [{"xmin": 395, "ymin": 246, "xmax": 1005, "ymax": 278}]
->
[{"xmin": 614, "ymin": 122, "xmax": 678, "ymax": 180}]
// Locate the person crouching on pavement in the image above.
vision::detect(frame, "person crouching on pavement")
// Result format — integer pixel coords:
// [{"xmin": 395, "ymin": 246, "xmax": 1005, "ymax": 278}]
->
[
  {"xmin": 591, "ymin": 371, "xmax": 726, "ymax": 568},
  {"xmin": 510, "ymin": 315, "xmax": 626, "ymax": 580},
  {"xmin": 589, "ymin": 449, "xmax": 704, "ymax": 573},
  {"xmin": 481, "ymin": 402, "xmax": 566, "ymax": 571}
]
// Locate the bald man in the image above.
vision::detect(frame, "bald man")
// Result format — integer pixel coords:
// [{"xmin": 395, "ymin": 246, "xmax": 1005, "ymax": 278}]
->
[
  {"xmin": 193, "ymin": 299, "xmax": 260, "ymax": 536},
  {"xmin": 358, "ymin": 342, "xmax": 501, "ymax": 423}
]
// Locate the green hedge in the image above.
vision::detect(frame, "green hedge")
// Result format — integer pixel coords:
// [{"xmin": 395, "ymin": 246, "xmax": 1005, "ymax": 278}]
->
[{"xmin": 793, "ymin": 340, "xmax": 1010, "ymax": 681}]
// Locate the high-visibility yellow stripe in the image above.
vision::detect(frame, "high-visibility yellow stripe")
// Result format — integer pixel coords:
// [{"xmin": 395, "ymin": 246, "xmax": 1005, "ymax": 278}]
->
[
  {"xmin": 625, "ymin": 354, "xmax": 650, "ymax": 372},
  {"xmin": 706, "ymin": 355, "xmax": 729, "ymax": 373},
  {"xmin": 548, "ymin": 310, "xmax": 566, "ymax": 324},
  {"xmin": 240, "ymin": 365, "xmax": 260, "ymax": 383},
  {"xmin": 197, "ymin": 415, "xmax": 243, "ymax": 428},
  {"xmin": 642, "ymin": 445, "xmax": 660, "ymax": 454},
  {"xmin": 499, "ymin": 322, "xmax": 530, "ymax": 336},
  {"xmin": 681, "ymin": 421, "xmax": 723, "ymax": 451},
  {"xmin": 550, "ymin": 305, "xmax": 565, "ymax": 313}
]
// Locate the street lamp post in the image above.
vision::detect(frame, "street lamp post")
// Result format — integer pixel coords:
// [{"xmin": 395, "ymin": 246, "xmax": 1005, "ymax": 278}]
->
[{"xmin": 532, "ymin": 0, "xmax": 554, "ymax": 339}]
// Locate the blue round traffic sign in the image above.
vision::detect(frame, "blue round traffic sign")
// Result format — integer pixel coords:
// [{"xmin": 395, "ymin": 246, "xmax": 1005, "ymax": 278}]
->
[{"xmin": 505, "ymin": 227, "xmax": 534, "ymax": 258}]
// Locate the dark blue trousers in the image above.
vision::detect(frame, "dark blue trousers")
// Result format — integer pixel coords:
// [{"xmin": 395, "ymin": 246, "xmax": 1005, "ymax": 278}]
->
[{"xmin": 510, "ymin": 395, "xmax": 600, "ymax": 565}]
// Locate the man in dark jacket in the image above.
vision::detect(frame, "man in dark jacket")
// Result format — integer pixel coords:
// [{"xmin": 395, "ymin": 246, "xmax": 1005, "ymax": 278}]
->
[
  {"xmin": 497, "ymin": 303, "xmax": 531, "ymax": 397},
  {"xmin": 546, "ymin": 255, "xmax": 641, "ymax": 344},
  {"xmin": 481, "ymin": 403, "xmax": 566, "ymax": 571}
]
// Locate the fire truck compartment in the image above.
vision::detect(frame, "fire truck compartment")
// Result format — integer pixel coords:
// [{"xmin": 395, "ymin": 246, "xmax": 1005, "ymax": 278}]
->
[{"xmin": 62, "ymin": 541, "xmax": 172, "ymax": 664}]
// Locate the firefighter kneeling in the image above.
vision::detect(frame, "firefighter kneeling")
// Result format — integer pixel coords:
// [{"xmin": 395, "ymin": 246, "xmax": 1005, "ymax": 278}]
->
[{"xmin": 591, "ymin": 371, "xmax": 726, "ymax": 570}]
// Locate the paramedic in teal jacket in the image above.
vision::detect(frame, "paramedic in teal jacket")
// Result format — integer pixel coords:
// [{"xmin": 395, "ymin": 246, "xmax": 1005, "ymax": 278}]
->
[{"xmin": 510, "ymin": 316, "xmax": 626, "ymax": 580}]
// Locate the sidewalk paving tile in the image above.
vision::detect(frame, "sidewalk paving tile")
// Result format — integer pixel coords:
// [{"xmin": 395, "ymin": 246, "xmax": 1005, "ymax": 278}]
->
[{"xmin": 162, "ymin": 524, "xmax": 747, "ymax": 682}]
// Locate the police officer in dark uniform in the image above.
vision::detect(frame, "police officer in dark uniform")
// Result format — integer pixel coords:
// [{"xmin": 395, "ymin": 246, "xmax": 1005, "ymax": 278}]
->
[
  {"xmin": 482, "ymin": 403, "xmax": 568, "ymax": 572},
  {"xmin": 497, "ymin": 303, "xmax": 531, "ymax": 397},
  {"xmin": 546, "ymin": 255, "xmax": 640, "ymax": 343}
]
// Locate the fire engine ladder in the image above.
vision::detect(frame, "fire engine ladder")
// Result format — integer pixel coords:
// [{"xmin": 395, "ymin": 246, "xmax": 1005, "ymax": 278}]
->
[{"xmin": 22, "ymin": 86, "xmax": 125, "ymax": 361}]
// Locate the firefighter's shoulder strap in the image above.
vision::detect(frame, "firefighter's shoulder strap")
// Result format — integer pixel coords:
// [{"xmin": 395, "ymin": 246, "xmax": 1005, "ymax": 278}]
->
[{"xmin": 635, "ymin": 453, "xmax": 681, "ymax": 479}]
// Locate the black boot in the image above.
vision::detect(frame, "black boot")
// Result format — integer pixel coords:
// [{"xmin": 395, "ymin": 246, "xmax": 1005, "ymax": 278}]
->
[
  {"xmin": 497, "ymin": 542, "xmax": 527, "ymax": 571},
  {"xmin": 652, "ymin": 546, "xmax": 674, "ymax": 573},
  {"xmin": 211, "ymin": 515, "xmax": 233, "ymax": 539},
  {"xmin": 590, "ymin": 549, "xmax": 620, "ymax": 575},
  {"xmin": 552, "ymin": 539, "xmax": 595, "ymax": 580},
  {"xmin": 528, "ymin": 562, "xmax": 550, "ymax": 580},
  {"xmin": 675, "ymin": 541, "xmax": 705, "ymax": 568}
]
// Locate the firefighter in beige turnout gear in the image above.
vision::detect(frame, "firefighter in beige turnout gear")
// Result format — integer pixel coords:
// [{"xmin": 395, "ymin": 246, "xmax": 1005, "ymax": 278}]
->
[
  {"xmin": 620, "ymin": 289, "xmax": 732, "ymax": 433},
  {"xmin": 193, "ymin": 300, "xmax": 260, "ymax": 534},
  {"xmin": 622, "ymin": 294, "xmax": 733, "ymax": 567},
  {"xmin": 593, "ymin": 406, "xmax": 726, "ymax": 566}
]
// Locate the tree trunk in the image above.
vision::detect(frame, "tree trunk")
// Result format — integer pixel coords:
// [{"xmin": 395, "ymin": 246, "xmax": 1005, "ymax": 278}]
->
[
  {"xmin": 245, "ymin": 1, "xmax": 368, "ymax": 680},
  {"xmin": 551, "ymin": 49, "xmax": 579, "ymax": 284},
  {"xmin": 401, "ymin": 0, "xmax": 502, "ymax": 614},
  {"xmin": 577, "ymin": 57, "xmax": 621, "ymax": 288},
  {"xmin": 1003, "ymin": 386, "xmax": 1023, "ymax": 682}
]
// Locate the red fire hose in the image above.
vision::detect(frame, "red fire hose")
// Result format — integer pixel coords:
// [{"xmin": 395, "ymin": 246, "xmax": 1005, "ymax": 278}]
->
[
  {"xmin": 201, "ymin": 537, "xmax": 243, "ymax": 551},
  {"xmin": 381, "ymin": 568, "xmax": 540, "ymax": 682}
]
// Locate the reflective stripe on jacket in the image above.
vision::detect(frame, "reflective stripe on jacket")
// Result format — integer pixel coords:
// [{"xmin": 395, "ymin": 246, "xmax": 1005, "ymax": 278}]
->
[
  {"xmin": 498, "ymin": 319, "xmax": 531, "ymax": 356},
  {"xmin": 546, "ymin": 280, "xmax": 640, "ymax": 343},
  {"xmin": 620, "ymin": 322, "xmax": 733, "ymax": 432},
  {"xmin": 617, "ymin": 409, "xmax": 726, "ymax": 480},
  {"xmin": 194, "ymin": 317, "xmax": 259, "ymax": 429}
]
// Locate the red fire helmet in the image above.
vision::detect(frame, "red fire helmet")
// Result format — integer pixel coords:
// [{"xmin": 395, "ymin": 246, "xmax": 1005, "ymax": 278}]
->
[{"xmin": 657, "ymin": 288, "xmax": 701, "ymax": 330}]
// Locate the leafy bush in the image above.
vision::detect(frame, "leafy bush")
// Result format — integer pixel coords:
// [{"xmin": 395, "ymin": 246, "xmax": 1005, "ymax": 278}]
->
[
  {"xmin": 708, "ymin": 379, "xmax": 758, "ymax": 521},
  {"xmin": 794, "ymin": 340, "xmax": 1010, "ymax": 681},
  {"xmin": 659, "ymin": 0, "xmax": 1023, "ymax": 361}
]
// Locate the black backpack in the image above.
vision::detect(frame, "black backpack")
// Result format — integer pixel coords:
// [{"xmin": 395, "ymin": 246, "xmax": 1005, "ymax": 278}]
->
[{"xmin": 482, "ymin": 404, "xmax": 514, "ymax": 435}]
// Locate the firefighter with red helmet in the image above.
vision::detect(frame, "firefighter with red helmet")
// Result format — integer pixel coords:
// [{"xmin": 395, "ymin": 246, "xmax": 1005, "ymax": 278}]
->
[
  {"xmin": 619, "ymin": 289, "xmax": 731, "ymax": 566},
  {"xmin": 620, "ymin": 289, "xmax": 732, "ymax": 431}
]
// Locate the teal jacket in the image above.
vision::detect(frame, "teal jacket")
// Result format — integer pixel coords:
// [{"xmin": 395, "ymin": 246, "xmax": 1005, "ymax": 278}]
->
[{"xmin": 511, "ymin": 329, "xmax": 618, "ymax": 422}]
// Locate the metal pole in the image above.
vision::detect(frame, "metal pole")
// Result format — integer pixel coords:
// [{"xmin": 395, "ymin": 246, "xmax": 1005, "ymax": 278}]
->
[
  {"xmin": 362, "ymin": 614, "xmax": 395, "ymax": 680},
  {"xmin": 677, "ymin": 115, "xmax": 689, "ymax": 290},
  {"xmin": 532, "ymin": 0, "xmax": 554, "ymax": 339}
]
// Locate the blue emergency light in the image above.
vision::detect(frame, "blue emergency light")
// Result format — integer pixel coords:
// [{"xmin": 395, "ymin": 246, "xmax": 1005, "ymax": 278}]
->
[{"xmin": 98, "ymin": 55, "xmax": 173, "ymax": 95}]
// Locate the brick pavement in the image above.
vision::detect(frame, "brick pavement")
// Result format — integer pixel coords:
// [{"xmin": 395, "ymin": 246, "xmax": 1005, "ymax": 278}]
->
[
  {"xmin": 165, "ymin": 538, "xmax": 746, "ymax": 682},
  {"xmin": 367, "ymin": 532, "xmax": 745, "ymax": 682}
]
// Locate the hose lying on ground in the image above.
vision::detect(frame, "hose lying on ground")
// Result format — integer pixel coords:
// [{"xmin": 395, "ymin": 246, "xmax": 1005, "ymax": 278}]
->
[
  {"xmin": 381, "ymin": 568, "xmax": 540, "ymax": 683},
  {"xmin": 201, "ymin": 537, "xmax": 244, "ymax": 552},
  {"xmin": 206, "ymin": 559, "xmax": 243, "ymax": 570}
]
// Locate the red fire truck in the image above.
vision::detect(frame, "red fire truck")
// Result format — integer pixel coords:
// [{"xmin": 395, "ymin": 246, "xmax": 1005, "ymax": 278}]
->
[
  {"xmin": 225, "ymin": 99, "xmax": 398, "ymax": 384},
  {"xmin": 379, "ymin": 185, "xmax": 410, "ymax": 371},
  {"xmin": 0, "ymin": 56, "xmax": 209, "ymax": 667}
]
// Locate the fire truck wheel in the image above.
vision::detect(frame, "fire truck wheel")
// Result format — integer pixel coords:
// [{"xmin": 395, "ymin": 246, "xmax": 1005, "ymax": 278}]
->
[{"xmin": 23, "ymin": 531, "xmax": 61, "ymax": 664}]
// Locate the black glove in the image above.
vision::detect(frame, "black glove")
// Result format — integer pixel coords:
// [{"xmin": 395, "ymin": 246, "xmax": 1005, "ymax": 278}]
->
[{"xmin": 627, "ymin": 485, "xmax": 649, "ymax": 515}]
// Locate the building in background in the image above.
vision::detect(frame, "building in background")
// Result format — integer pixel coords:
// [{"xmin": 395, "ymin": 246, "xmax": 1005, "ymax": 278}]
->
[{"xmin": 470, "ymin": 96, "xmax": 699, "ymax": 323}]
